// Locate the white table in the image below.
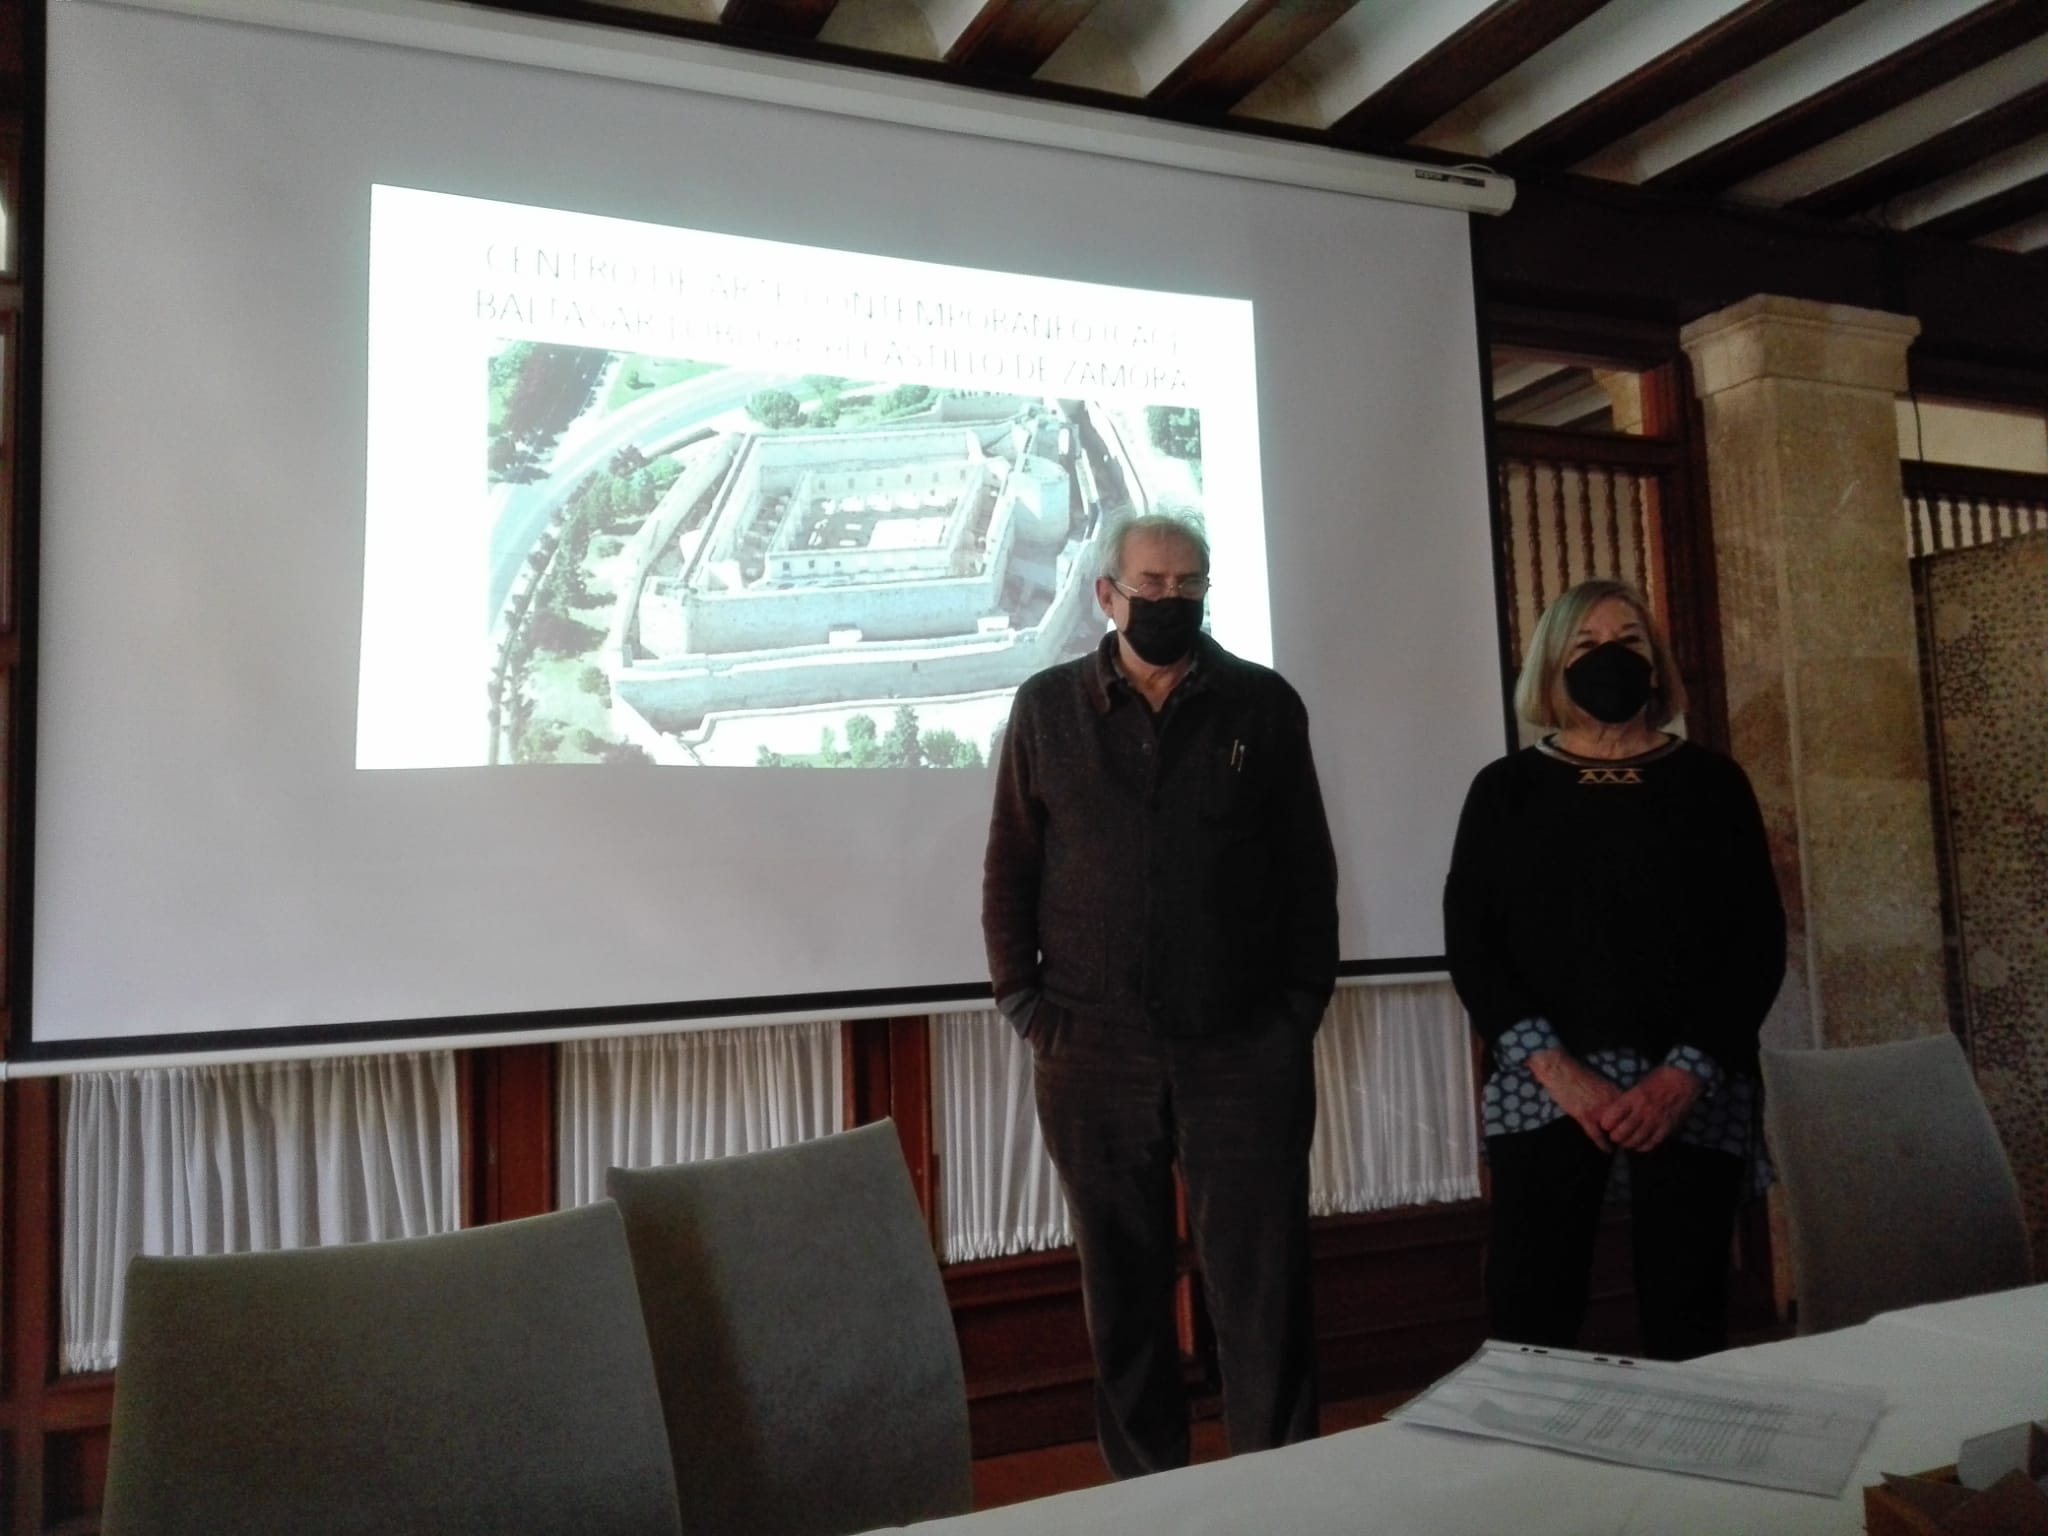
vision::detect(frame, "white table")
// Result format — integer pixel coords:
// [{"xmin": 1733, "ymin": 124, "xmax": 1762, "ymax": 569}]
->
[
  {"xmin": 892, "ymin": 1285, "xmax": 2048, "ymax": 1536},
  {"xmin": 1867, "ymin": 1283, "xmax": 2048, "ymax": 1354}
]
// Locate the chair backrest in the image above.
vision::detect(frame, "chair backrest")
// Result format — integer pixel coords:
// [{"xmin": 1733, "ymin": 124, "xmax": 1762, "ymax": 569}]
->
[
  {"xmin": 606, "ymin": 1119, "xmax": 972, "ymax": 1536},
  {"xmin": 1762, "ymin": 1034, "xmax": 2032, "ymax": 1335},
  {"xmin": 101, "ymin": 1200, "xmax": 681, "ymax": 1536}
]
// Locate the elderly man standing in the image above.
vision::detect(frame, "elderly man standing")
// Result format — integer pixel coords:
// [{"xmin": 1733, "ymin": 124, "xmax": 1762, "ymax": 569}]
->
[{"xmin": 982, "ymin": 512, "xmax": 1339, "ymax": 1478}]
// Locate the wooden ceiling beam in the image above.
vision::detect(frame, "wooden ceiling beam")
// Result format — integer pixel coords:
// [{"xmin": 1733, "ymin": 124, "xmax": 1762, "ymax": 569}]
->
[
  {"xmin": 1330, "ymin": 0, "xmax": 1617, "ymax": 148},
  {"xmin": 1911, "ymin": 169, "xmax": 2048, "ymax": 244},
  {"xmin": 1148, "ymin": 0, "xmax": 1358, "ymax": 117},
  {"xmin": 1787, "ymin": 81, "xmax": 2048, "ymax": 219},
  {"xmin": 1646, "ymin": 0, "xmax": 2048, "ymax": 197},
  {"xmin": 1493, "ymin": 365, "xmax": 1597, "ymax": 421},
  {"xmin": 945, "ymin": 0, "xmax": 1101, "ymax": 76},
  {"xmin": 719, "ymin": 0, "xmax": 840, "ymax": 40},
  {"xmin": 1500, "ymin": 0, "xmax": 1865, "ymax": 172}
]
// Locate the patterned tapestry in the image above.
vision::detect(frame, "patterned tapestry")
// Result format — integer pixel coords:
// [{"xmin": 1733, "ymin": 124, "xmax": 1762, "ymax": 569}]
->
[{"xmin": 1922, "ymin": 530, "xmax": 2048, "ymax": 1272}]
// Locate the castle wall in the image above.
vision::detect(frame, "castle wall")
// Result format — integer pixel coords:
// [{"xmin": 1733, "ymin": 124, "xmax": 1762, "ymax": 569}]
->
[
  {"xmin": 679, "ymin": 566, "xmax": 1004, "ymax": 651},
  {"xmin": 614, "ymin": 623, "xmax": 1058, "ymax": 736}
]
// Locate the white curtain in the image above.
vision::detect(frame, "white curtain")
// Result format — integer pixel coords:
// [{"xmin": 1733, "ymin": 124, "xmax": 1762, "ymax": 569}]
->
[
  {"xmin": 556, "ymin": 1022, "xmax": 844, "ymax": 1208},
  {"xmin": 931, "ymin": 1009, "xmax": 1071, "ymax": 1264},
  {"xmin": 1309, "ymin": 981, "xmax": 1481, "ymax": 1215},
  {"xmin": 60, "ymin": 1052, "xmax": 460, "ymax": 1375},
  {"xmin": 929, "ymin": 981, "xmax": 1480, "ymax": 1264}
]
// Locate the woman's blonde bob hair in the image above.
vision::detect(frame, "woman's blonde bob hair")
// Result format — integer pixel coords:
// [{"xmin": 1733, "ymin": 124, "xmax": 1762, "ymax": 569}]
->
[{"xmin": 1513, "ymin": 579, "xmax": 1687, "ymax": 731}]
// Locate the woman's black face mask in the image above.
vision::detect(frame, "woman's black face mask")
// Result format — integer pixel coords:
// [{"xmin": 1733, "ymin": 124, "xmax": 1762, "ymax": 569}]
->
[{"xmin": 1565, "ymin": 641, "xmax": 1654, "ymax": 725}]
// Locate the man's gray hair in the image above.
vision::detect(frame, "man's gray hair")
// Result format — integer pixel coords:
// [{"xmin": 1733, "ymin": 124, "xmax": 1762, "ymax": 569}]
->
[{"xmin": 1102, "ymin": 514, "xmax": 1211, "ymax": 581}]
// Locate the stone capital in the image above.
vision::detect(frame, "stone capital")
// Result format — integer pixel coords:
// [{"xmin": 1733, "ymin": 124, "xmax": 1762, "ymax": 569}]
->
[{"xmin": 1680, "ymin": 295, "xmax": 1920, "ymax": 400}]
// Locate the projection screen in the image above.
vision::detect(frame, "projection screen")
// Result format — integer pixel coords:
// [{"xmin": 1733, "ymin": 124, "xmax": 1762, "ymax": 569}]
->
[{"xmin": 25, "ymin": 0, "xmax": 1509, "ymax": 1064}]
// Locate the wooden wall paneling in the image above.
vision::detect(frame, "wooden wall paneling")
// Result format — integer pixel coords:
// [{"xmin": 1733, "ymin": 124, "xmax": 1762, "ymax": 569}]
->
[
  {"xmin": 454, "ymin": 1053, "xmax": 474, "ymax": 1228},
  {"xmin": 468, "ymin": 1043, "xmax": 556, "ymax": 1224},
  {"xmin": 843, "ymin": 1014, "xmax": 939, "ymax": 1231},
  {"xmin": 1490, "ymin": 423, "xmax": 1679, "ymax": 471},
  {"xmin": 1, "ymin": 304, "xmax": 15, "ymax": 639},
  {"xmin": 1902, "ymin": 459, "xmax": 2048, "ymax": 510},
  {"xmin": 1475, "ymin": 178, "xmax": 2048, "ymax": 380},
  {"xmin": 2, "ymin": 1076, "xmax": 58, "ymax": 1535},
  {"xmin": 1642, "ymin": 356, "xmax": 1732, "ymax": 755},
  {"xmin": 841, "ymin": 1016, "xmax": 891, "ymax": 1128},
  {"xmin": 35, "ymin": 1375, "xmax": 112, "ymax": 1536},
  {"xmin": 0, "ymin": 666, "xmax": 10, "ymax": 1016},
  {"xmin": 883, "ymin": 1017, "xmax": 935, "ymax": 1231},
  {"xmin": 944, "ymin": 1248, "xmax": 1096, "ymax": 1457},
  {"xmin": 1900, "ymin": 354, "xmax": 2048, "ymax": 415},
  {"xmin": 1309, "ymin": 1203, "xmax": 1494, "ymax": 1399},
  {"xmin": 947, "ymin": 1202, "xmax": 1522, "ymax": 1456}
]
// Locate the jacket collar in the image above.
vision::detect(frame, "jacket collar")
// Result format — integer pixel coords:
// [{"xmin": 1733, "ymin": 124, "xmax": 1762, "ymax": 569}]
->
[{"xmin": 1084, "ymin": 630, "xmax": 1225, "ymax": 715}]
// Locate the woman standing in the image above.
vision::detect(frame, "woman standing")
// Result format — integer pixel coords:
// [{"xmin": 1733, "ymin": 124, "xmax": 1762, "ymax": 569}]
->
[{"xmin": 1444, "ymin": 579, "xmax": 1785, "ymax": 1360}]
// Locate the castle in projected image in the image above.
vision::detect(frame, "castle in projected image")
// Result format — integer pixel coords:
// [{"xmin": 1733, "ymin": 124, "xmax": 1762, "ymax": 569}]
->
[
  {"xmin": 602, "ymin": 396, "xmax": 1137, "ymax": 765},
  {"xmin": 482, "ymin": 339, "xmax": 1200, "ymax": 767}
]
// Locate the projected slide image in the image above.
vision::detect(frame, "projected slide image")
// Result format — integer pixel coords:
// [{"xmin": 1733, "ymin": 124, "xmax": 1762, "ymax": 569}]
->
[{"xmin": 360, "ymin": 187, "xmax": 1264, "ymax": 769}]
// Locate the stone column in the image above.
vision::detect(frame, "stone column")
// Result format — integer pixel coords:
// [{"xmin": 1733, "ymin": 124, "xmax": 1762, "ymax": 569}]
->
[{"xmin": 1680, "ymin": 296, "xmax": 1947, "ymax": 1050}]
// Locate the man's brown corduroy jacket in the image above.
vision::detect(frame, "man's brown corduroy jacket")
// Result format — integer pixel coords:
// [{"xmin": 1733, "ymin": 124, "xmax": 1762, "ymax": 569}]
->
[{"xmin": 982, "ymin": 632, "xmax": 1339, "ymax": 1039}]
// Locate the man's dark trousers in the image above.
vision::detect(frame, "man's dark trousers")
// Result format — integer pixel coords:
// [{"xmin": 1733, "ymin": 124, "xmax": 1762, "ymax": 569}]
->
[{"xmin": 1030, "ymin": 1005, "xmax": 1319, "ymax": 1478}]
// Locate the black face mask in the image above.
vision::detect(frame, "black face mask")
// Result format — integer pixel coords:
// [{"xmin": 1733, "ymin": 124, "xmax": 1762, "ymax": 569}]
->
[
  {"xmin": 1565, "ymin": 641, "xmax": 1654, "ymax": 724},
  {"xmin": 1120, "ymin": 595, "xmax": 1204, "ymax": 666}
]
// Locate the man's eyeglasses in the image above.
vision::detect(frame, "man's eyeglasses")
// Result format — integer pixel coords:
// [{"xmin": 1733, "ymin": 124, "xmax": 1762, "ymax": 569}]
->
[{"xmin": 1110, "ymin": 575, "xmax": 1212, "ymax": 601}]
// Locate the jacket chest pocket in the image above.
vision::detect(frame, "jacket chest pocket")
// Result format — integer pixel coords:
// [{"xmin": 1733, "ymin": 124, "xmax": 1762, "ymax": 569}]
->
[{"xmin": 1200, "ymin": 737, "xmax": 1273, "ymax": 832}]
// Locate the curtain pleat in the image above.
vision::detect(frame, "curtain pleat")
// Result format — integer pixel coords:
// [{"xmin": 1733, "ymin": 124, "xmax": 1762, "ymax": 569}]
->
[
  {"xmin": 59, "ymin": 1052, "xmax": 460, "ymax": 1375},
  {"xmin": 930, "ymin": 1010, "xmax": 1071, "ymax": 1264},
  {"xmin": 929, "ymin": 981, "xmax": 1479, "ymax": 1264},
  {"xmin": 555, "ymin": 1022, "xmax": 844, "ymax": 1208},
  {"xmin": 1309, "ymin": 982, "xmax": 1481, "ymax": 1216}
]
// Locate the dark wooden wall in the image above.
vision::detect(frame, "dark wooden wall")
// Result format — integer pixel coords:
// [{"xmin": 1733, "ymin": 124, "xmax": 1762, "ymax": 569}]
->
[{"xmin": 1476, "ymin": 174, "xmax": 2048, "ymax": 406}]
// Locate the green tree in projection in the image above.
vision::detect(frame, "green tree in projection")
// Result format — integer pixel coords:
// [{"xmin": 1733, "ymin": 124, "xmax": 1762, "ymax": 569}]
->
[
  {"xmin": 746, "ymin": 388, "xmax": 803, "ymax": 429},
  {"xmin": 1145, "ymin": 406, "xmax": 1202, "ymax": 463},
  {"xmin": 628, "ymin": 459, "xmax": 683, "ymax": 520},
  {"xmin": 552, "ymin": 512, "xmax": 596, "ymax": 610},
  {"xmin": 487, "ymin": 342, "xmax": 536, "ymax": 424},
  {"xmin": 881, "ymin": 383, "xmax": 932, "ymax": 416},
  {"xmin": 920, "ymin": 728, "xmax": 984, "ymax": 769},
  {"xmin": 756, "ymin": 746, "xmax": 787, "ymax": 767},
  {"xmin": 845, "ymin": 713, "xmax": 882, "ymax": 768},
  {"xmin": 516, "ymin": 718, "xmax": 565, "ymax": 765},
  {"xmin": 525, "ymin": 522, "xmax": 601, "ymax": 654},
  {"xmin": 488, "ymin": 343, "xmax": 609, "ymax": 484},
  {"xmin": 818, "ymin": 725, "xmax": 840, "ymax": 763},
  {"xmin": 498, "ymin": 650, "xmax": 535, "ymax": 765},
  {"xmin": 801, "ymin": 374, "xmax": 848, "ymax": 430},
  {"xmin": 882, "ymin": 706, "xmax": 922, "ymax": 767}
]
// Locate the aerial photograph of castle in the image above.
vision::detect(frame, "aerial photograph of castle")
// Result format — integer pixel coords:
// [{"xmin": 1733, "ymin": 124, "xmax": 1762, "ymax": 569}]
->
[{"xmin": 483, "ymin": 343, "xmax": 1206, "ymax": 767}]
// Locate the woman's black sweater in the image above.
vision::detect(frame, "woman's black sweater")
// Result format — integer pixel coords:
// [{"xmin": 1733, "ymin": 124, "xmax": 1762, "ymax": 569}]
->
[{"xmin": 1443, "ymin": 738, "xmax": 1787, "ymax": 1077}]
